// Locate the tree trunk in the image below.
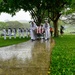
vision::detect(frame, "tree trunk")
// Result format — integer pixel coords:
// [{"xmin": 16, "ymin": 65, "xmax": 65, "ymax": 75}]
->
[
  {"xmin": 37, "ymin": 16, "xmax": 42, "ymax": 26},
  {"xmin": 53, "ymin": 20, "xmax": 59, "ymax": 37}
]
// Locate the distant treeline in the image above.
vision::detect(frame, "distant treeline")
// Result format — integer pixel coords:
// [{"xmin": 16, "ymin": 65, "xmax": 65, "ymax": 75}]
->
[
  {"xmin": 0, "ymin": 20, "xmax": 65, "ymax": 30},
  {"xmin": 0, "ymin": 21, "xmax": 30, "ymax": 30}
]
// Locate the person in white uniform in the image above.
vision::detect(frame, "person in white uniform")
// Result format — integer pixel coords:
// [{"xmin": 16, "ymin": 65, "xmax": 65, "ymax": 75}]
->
[
  {"xmin": 2, "ymin": 28, "xmax": 7, "ymax": 40},
  {"xmin": 30, "ymin": 21, "xmax": 37, "ymax": 41},
  {"xmin": 43, "ymin": 20, "xmax": 50, "ymax": 40},
  {"xmin": 13, "ymin": 28, "xmax": 17, "ymax": 39},
  {"xmin": 21, "ymin": 28, "xmax": 25, "ymax": 38},
  {"xmin": 18, "ymin": 28, "xmax": 22, "ymax": 38},
  {"xmin": 8, "ymin": 28, "xmax": 12, "ymax": 39},
  {"xmin": 25, "ymin": 28, "xmax": 28, "ymax": 38}
]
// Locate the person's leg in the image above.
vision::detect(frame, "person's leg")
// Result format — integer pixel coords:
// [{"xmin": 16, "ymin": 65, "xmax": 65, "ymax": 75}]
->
[
  {"xmin": 9, "ymin": 34, "xmax": 11, "ymax": 39},
  {"xmin": 45, "ymin": 30, "xmax": 47, "ymax": 40},
  {"xmin": 50, "ymin": 31, "xmax": 52, "ymax": 36},
  {"xmin": 4, "ymin": 34, "xmax": 6, "ymax": 40}
]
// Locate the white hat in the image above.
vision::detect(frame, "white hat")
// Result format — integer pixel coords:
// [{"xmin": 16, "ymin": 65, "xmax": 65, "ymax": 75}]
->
[
  {"xmin": 45, "ymin": 20, "xmax": 48, "ymax": 22},
  {"xmin": 29, "ymin": 20, "xmax": 34, "ymax": 23}
]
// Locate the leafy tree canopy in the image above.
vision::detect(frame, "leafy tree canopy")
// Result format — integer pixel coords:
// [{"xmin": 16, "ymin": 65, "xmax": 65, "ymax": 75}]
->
[{"xmin": 0, "ymin": 0, "xmax": 75, "ymax": 36}]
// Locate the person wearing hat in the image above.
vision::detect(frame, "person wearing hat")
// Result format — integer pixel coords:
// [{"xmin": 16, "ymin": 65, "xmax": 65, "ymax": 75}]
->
[
  {"xmin": 43, "ymin": 20, "xmax": 50, "ymax": 40},
  {"xmin": 18, "ymin": 28, "xmax": 22, "ymax": 38},
  {"xmin": 30, "ymin": 21, "xmax": 37, "ymax": 41},
  {"xmin": 50, "ymin": 27, "xmax": 54, "ymax": 37},
  {"xmin": 8, "ymin": 28, "xmax": 12, "ymax": 39},
  {"xmin": 60, "ymin": 25, "xmax": 64, "ymax": 35},
  {"xmin": 25, "ymin": 28, "xmax": 29, "ymax": 38},
  {"xmin": 13, "ymin": 28, "xmax": 17, "ymax": 38}
]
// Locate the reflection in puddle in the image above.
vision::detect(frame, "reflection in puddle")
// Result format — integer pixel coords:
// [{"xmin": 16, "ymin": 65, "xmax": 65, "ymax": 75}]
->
[
  {"xmin": 40, "ymin": 39, "xmax": 50, "ymax": 50},
  {"xmin": 0, "ymin": 41, "xmax": 35, "ymax": 61},
  {"xmin": 45, "ymin": 40, "xmax": 50, "ymax": 50},
  {"xmin": 0, "ymin": 39, "xmax": 51, "ymax": 75}
]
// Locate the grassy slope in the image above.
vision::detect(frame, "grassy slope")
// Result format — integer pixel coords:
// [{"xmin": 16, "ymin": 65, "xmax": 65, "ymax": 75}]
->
[
  {"xmin": 0, "ymin": 37, "xmax": 30, "ymax": 47},
  {"xmin": 50, "ymin": 35, "xmax": 75, "ymax": 75}
]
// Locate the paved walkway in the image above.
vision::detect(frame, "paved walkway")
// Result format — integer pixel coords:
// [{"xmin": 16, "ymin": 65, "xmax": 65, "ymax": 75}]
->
[{"xmin": 0, "ymin": 39, "xmax": 52, "ymax": 75}]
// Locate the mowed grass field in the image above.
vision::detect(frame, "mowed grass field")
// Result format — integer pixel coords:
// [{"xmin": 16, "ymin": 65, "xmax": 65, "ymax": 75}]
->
[
  {"xmin": 50, "ymin": 35, "xmax": 75, "ymax": 75},
  {"xmin": 0, "ymin": 37, "xmax": 30, "ymax": 47}
]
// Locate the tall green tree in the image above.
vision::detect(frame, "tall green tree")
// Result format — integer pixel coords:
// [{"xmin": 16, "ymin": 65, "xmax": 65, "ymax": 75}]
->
[
  {"xmin": 29, "ymin": 0, "xmax": 46, "ymax": 25},
  {"xmin": 43, "ymin": 0, "xmax": 73, "ymax": 36},
  {"xmin": 0, "ymin": 0, "xmax": 75, "ymax": 37}
]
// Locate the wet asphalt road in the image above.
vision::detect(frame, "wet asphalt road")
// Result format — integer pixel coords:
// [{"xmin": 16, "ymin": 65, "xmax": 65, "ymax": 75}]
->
[{"xmin": 0, "ymin": 39, "xmax": 51, "ymax": 75}]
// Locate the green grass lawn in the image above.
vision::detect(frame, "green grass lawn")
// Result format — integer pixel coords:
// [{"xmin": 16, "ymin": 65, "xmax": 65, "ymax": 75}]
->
[
  {"xmin": 50, "ymin": 35, "xmax": 75, "ymax": 75},
  {"xmin": 0, "ymin": 37, "xmax": 30, "ymax": 47}
]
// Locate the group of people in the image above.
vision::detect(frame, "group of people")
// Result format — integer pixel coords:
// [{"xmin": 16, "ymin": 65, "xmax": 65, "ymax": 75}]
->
[
  {"xmin": 1, "ymin": 20, "xmax": 56, "ymax": 40},
  {"xmin": 30, "ymin": 20, "xmax": 51, "ymax": 41},
  {"xmin": 2, "ymin": 28, "xmax": 29, "ymax": 40}
]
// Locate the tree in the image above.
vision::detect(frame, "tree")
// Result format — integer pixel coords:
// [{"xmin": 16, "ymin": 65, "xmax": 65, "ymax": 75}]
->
[
  {"xmin": 29, "ymin": 0, "xmax": 46, "ymax": 25},
  {"xmin": 42, "ymin": 0, "xmax": 73, "ymax": 36},
  {"xmin": 0, "ymin": 0, "xmax": 75, "ymax": 37},
  {"xmin": 27, "ymin": 0, "xmax": 75, "ymax": 36},
  {"xmin": 0, "ymin": 22, "xmax": 8, "ymax": 30}
]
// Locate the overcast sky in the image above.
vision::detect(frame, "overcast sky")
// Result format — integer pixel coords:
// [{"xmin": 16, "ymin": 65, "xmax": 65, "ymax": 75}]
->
[{"xmin": 0, "ymin": 9, "xmax": 31, "ymax": 22}]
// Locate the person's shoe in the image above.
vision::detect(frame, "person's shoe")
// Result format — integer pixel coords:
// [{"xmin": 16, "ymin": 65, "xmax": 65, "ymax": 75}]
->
[
  {"xmin": 31, "ymin": 39, "xmax": 33, "ymax": 41},
  {"xmin": 45, "ymin": 39, "xmax": 47, "ymax": 41},
  {"xmin": 47, "ymin": 38, "xmax": 49, "ymax": 40},
  {"xmin": 31, "ymin": 39, "xmax": 36, "ymax": 41}
]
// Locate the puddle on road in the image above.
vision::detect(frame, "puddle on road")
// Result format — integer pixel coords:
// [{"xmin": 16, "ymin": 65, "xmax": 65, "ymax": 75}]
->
[
  {"xmin": 0, "ymin": 41, "xmax": 35, "ymax": 61},
  {"xmin": 0, "ymin": 39, "xmax": 51, "ymax": 75}
]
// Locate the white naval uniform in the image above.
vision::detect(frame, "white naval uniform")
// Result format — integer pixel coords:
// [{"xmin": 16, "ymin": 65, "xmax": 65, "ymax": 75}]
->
[
  {"xmin": 43, "ymin": 23, "xmax": 50, "ymax": 40},
  {"xmin": 8, "ymin": 29, "xmax": 12, "ymax": 39},
  {"xmin": 30, "ymin": 22, "xmax": 37, "ymax": 40},
  {"xmin": 25, "ymin": 28, "xmax": 28, "ymax": 38},
  {"xmin": 22, "ymin": 28, "xmax": 25, "ymax": 38},
  {"xmin": 18, "ymin": 28, "xmax": 21, "ymax": 38},
  {"xmin": 13, "ymin": 29, "xmax": 16, "ymax": 38},
  {"xmin": 3, "ymin": 29, "xmax": 6, "ymax": 40}
]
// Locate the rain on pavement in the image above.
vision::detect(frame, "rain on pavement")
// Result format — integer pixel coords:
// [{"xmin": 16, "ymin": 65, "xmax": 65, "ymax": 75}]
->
[{"xmin": 0, "ymin": 39, "xmax": 52, "ymax": 75}]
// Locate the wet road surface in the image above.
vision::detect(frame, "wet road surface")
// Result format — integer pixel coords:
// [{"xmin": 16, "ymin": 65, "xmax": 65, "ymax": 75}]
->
[{"xmin": 0, "ymin": 39, "xmax": 51, "ymax": 75}]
